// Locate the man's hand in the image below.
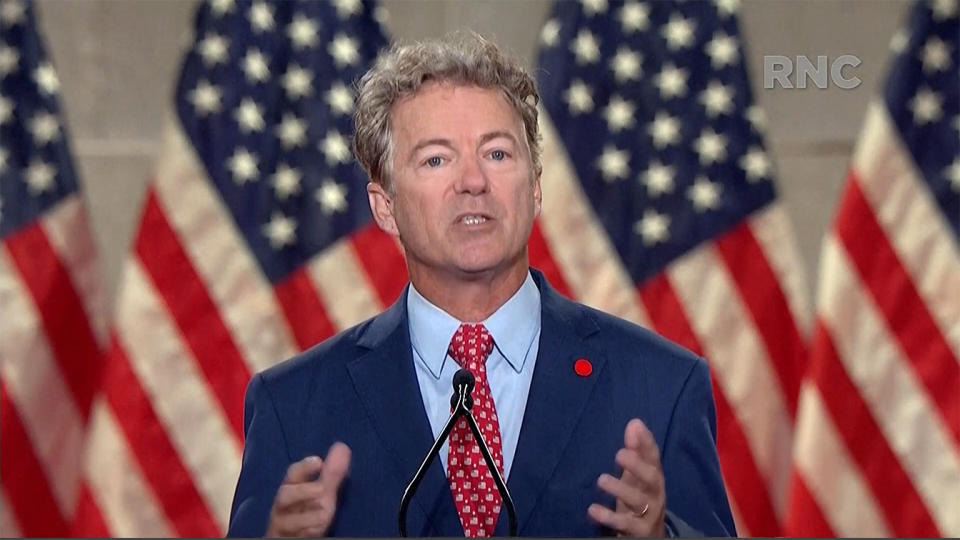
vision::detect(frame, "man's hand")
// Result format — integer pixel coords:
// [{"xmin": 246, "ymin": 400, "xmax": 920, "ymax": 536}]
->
[
  {"xmin": 588, "ymin": 419, "xmax": 666, "ymax": 537},
  {"xmin": 266, "ymin": 442, "xmax": 351, "ymax": 538}
]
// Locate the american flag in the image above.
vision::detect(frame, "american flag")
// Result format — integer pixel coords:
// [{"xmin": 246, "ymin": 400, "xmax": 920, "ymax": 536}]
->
[
  {"xmin": 70, "ymin": 0, "xmax": 390, "ymax": 535},
  {"xmin": 785, "ymin": 0, "xmax": 959, "ymax": 536},
  {"xmin": 0, "ymin": 0, "xmax": 107, "ymax": 536},
  {"xmin": 535, "ymin": 0, "xmax": 811, "ymax": 535}
]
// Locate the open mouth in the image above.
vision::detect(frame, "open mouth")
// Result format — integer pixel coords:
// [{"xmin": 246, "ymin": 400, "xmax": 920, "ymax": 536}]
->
[{"xmin": 457, "ymin": 214, "xmax": 492, "ymax": 226}]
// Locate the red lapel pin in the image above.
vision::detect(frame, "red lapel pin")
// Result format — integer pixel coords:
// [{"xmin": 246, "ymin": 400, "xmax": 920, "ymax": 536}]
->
[{"xmin": 574, "ymin": 357, "xmax": 592, "ymax": 377}]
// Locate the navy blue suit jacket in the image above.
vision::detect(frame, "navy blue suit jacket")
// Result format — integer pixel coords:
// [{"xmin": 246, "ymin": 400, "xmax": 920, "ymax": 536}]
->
[{"xmin": 228, "ymin": 270, "xmax": 735, "ymax": 537}]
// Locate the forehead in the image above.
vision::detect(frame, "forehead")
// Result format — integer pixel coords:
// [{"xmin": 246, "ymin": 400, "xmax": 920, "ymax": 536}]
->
[{"xmin": 389, "ymin": 82, "xmax": 524, "ymax": 143}]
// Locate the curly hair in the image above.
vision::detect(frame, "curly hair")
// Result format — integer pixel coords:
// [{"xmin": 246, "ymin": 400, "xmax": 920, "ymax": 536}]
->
[{"xmin": 353, "ymin": 32, "xmax": 542, "ymax": 191}]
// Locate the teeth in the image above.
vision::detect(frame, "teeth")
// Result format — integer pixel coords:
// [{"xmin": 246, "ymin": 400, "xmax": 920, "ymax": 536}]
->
[{"xmin": 462, "ymin": 215, "xmax": 487, "ymax": 225}]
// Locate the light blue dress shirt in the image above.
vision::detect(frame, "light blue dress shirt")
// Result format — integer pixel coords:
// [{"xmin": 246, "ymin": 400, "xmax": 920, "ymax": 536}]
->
[{"xmin": 407, "ymin": 271, "xmax": 541, "ymax": 481}]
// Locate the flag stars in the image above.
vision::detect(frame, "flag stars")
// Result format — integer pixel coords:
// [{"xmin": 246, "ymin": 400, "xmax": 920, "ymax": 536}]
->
[
  {"xmin": 597, "ymin": 145, "xmax": 630, "ymax": 181},
  {"xmin": 234, "ymin": 98, "xmax": 265, "ymax": 133},
  {"xmin": 570, "ymin": 29, "xmax": 601, "ymax": 65},
  {"xmin": 642, "ymin": 161, "xmax": 676, "ymax": 197},
  {"xmin": 275, "ymin": 113, "xmax": 307, "ymax": 149},
  {"xmin": 332, "ymin": 0, "xmax": 362, "ymax": 19},
  {"xmin": 0, "ymin": 0, "xmax": 25, "ymax": 26},
  {"xmin": 0, "ymin": 46, "xmax": 18, "ymax": 78},
  {"xmin": 619, "ymin": 1, "xmax": 650, "ymax": 32},
  {"xmin": 945, "ymin": 158, "xmax": 960, "ymax": 192},
  {"xmin": 227, "ymin": 148, "xmax": 259, "ymax": 184},
  {"xmin": 740, "ymin": 147, "xmax": 773, "ymax": 181},
  {"xmin": 263, "ymin": 212, "xmax": 297, "ymax": 249},
  {"xmin": 540, "ymin": 19, "xmax": 560, "ymax": 47},
  {"xmin": 34, "ymin": 63, "xmax": 59, "ymax": 95},
  {"xmin": 564, "ymin": 80, "xmax": 594, "ymax": 114},
  {"xmin": 329, "ymin": 33, "xmax": 360, "ymax": 67},
  {"xmin": 316, "ymin": 180, "xmax": 348, "ymax": 214},
  {"xmin": 580, "ymin": 0, "xmax": 608, "ymax": 16},
  {"xmin": 320, "ymin": 130, "xmax": 351, "ymax": 165},
  {"xmin": 694, "ymin": 128, "xmax": 728, "ymax": 165},
  {"xmin": 271, "ymin": 164, "xmax": 302, "ymax": 200},
  {"xmin": 635, "ymin": 210, "xmax": 670, "ymax": 245},
  {"xmin": 603, "ymin": 95, "xmax": 636, "ymax": 132},
  {"xmin": 282, "ymin": 65, "xmax": 313, "ymax": 99},
  {"xmin": 713, "ymin": 0, "xmax": 740, "ymax": 17},
  {"xmin": 209, "ymin": 0, "xmax": 235, "ymax": 16},
  {"xmin": 746, "ymin": 105, "xmax": 767, "ymax": 131},
  {"xmin": 930, "ymin": 0, "xmax": 957, "ymax": 20},
  {"xmin": 288, "ymin": 14, "xmax": 319, "ymax": 49},
  {"xmin": 705, "ymin": 33, "xmax": 739, "ymax": 69},
  {"xmin": 29, "ymin": 112, "xmax": 60, "ymax": 145},
  {"xmin": 248, "ymin": 1, "xmax": 274, "ymax": 32},
  {"xmin": 610, "ymin": 47, "xmax": 642, "ymax": 83},
  {"xmin": 648, "ymin": 111, "xmax": 681, "ymax": 148},
  {"xmin": 908, "ymin": 88, "xmax": 943, "ymax": 125},
  {"xmin": 326, "ymin": 82, "xmax": 354, "ymax": 116},
  {"xmin": 242, "ymin": 49, "xmax": 270, "ymax": 83},
  {"xmin": 920, "ymin": 37, "xmax": 951, "ymax": 73},
  {"xmin": 688, "ymin": 176, "xmax": 722, "ymax": 211},
  {"xmin": 198, "ymin": 33, "xmax": 230, "ymax": 66},
  {"xmin": 25, "ymin": 160, "xmax": 56, "ymax": 194},
  {"xmin": 662, "ymin": 14, "xmax": 696, "ymax": 50},
  {"xmin": 655, "ymin": 63, "xmax": 688, "ymax": 99},
  {"xmin": 889, "ymin": 30, "xmax": 910, "ymax": 54},
  {"xmin": 699, "ymin": 81, "xmax": 734, "ymax": 117},
  {"xmin": 189, "ymin": 80, "xmax": 222, "ymax": 115}
]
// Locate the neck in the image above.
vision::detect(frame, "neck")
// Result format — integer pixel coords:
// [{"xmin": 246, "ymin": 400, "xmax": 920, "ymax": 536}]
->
[{"xmin": 408, "ymin": 261, "xmax": 529, "ymax": 322}]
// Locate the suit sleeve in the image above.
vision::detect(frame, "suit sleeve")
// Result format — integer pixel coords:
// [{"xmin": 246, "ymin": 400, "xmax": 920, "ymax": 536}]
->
[
  {"xmin": 660, "ymin": 359, "xmax": 737, "ymax": 537},
  {"xmin": 227, "ymin": 373, "xmax": 292, "ymax": 538}
]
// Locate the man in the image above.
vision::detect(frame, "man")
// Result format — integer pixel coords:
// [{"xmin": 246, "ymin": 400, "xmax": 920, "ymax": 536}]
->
[{"xmin": 228, "ymin": 33, "xmax": 735, "ymax": 538}]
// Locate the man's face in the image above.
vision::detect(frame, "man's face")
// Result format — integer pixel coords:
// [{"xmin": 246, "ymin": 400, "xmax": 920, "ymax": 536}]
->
[{"xmin": 367, "ymin": 82, "xmax": 541, "ymax": 282}]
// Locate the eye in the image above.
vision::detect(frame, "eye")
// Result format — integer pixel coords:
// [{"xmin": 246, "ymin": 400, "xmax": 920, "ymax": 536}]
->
[
  {"xmin": 490, "ymin": 150, "xmax": 507, "ymax": 161},
  {"xmin": 425, "ymin": 156, "xmax": 443, "ymax": 167}
]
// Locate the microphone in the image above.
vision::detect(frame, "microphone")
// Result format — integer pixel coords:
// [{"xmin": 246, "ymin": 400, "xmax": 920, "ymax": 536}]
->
[{"xmin": 399, "ymin": 369, "xmax": 518, "ymax": 536}]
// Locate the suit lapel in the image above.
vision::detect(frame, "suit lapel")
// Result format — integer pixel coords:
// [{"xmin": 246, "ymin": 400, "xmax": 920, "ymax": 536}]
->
[
  {"xmin": 496, "ymin": 271, "xmax": 605, "ymax": 535},
  {"xmin": 346, "ymin": 291, "xmax": 463, "ymax": 537}
]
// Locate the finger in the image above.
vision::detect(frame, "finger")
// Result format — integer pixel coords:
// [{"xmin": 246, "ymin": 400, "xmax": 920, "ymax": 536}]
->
[
  {"xmin": 283, "ymin": 455, "xmax": 325, "ymax": 484},
  {"xmin": 277, "ymin": 505, "xmax": 333, "ymax": 537},
  {"xmin": 624, "ymin": 419, "xmax": 660, "ymax": 465},
  {"xmin": 273, "ymin": 482, "xmax": 326, "ymax": 512},
  {"xmin": 318, "ymin": 442, "xmax": 351, "ymax": 499},
  {"xmin": 597, "ymin": 473, "xmax": 646, "ymax": 511},
  {"xmin": 615, "ymin": 449, "xmax": 663, "ymax": 492},
  {"xmin": 587, "ymin": 503, "xmax": 634, "ymax": 533}
]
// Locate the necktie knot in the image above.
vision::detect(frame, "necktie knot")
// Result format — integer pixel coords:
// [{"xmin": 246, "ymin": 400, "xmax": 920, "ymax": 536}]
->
[{"xmin": 448, "ymin": 323, "xmax": 493, "ymax": 370}]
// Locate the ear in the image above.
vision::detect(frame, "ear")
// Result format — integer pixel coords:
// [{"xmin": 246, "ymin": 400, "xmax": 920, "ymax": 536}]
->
[
  {"xmin": 533, "ymin": 171, "xmax": 542, "ymax": 218},
  {"xmin": 367, "ymin": 181, "xmax": 399, "ymax": 237}
]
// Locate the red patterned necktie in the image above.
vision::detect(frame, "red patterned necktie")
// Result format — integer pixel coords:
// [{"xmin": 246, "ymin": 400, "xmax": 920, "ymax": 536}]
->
[{"xmin": 447, "ymin": 323, "xmax": 504, "ymax": 538}]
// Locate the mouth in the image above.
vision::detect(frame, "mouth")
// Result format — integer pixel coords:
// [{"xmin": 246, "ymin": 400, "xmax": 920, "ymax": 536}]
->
[{"xmin": 455, "ymin": 213, "xmax": 493, "ymax": 226}]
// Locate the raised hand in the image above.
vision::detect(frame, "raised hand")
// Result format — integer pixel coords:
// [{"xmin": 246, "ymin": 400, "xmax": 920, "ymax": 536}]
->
[{"xmin": 266, "ymin": 442, "xmax": 351, "ymax": 538}]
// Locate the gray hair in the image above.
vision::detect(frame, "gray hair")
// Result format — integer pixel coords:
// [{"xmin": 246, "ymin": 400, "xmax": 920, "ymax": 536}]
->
[{"xmin": 352, "ymin": 32, "xmax": 542, "ymax": 191}]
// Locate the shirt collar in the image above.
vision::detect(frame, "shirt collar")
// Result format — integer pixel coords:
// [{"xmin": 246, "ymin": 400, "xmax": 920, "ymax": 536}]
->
[{"xmin": 407, "ymin": 271, "xmax": 541, "ymax": 379}]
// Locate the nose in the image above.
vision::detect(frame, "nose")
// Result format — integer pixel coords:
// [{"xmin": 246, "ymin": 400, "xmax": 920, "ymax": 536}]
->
[{"xmin": 454, "ymin": 154, "xmax": 490, "ymax": 195}]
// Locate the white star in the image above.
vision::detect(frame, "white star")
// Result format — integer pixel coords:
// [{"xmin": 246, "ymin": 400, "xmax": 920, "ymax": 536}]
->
[
  {"xmin": 694, "ymin": 128, "xmax": 728, "ymax": 165},
  {"xmin": 34, "ymin": 63, "xmax": 59, "ymax": 95},
  {"xmin": 0, "ymin": 146, "xmax": 8, "ymax": 174},
  {"xmin": 374, "ymin": 5, "xmax": 389, "ymax": 24},
  {"xmin": 320, "ymin": 130, "xmax": 351, "ymax": 165},
  {"xmin": 25, "ymin": 160, "xmax": 56, "ymax": 193},
  {"xmin": 198, "ymin": 33, "xmax": 230, "ymax": 66},
  {"xmin": 699, "ymin": 81, "xmax": 734, "ymax": 117},
  {"xmin": 248, "ymin": 1, "xmax": 274, "ymax": 32},
  {"xmin": 227, "ymin": 148, "xmax": 259, "ymax": 184},
  {"xmin": 0, "ymin": 0, "xmax": 25, "ymax": 26},
  {"xmin": 662, "ymin": 14, "xmax": 696, "ymax": 50},
  {"xmin": 234, "ymin": 98, "xmax": 265, "ymax": 133},
  {"xmin": 909, "ymin": 88, "xmax": 943, "ymax": 125},
  {"xmin": 0, "ymin": 96, "xmax": 12, "ymax": 126},
  {"xmin": 326, "ymin": 82, "xmax": 354, "ymax": 115},
  {"xmin": 564, "ymin": 80, "xmax": 594, "ymax": 114},
  {"xmin": 706, "ymin": 32, "xmax": 739, "ymax": 69},
  {"xmin": 944, "ymin": 157, "xmax": 960, "ymax": 192},
  {"xmin": 0, "ymin": 46, "xmax": 18, "ymax": 78},
  {"xmin": 540, "ymin": 19, "xmax": 561, "ymax": 47},
  {"xmin": 263, "ymin": 212, "xmax": 297, "ymax": 249},
  {"xmin": 316, "ymin": 180, "xmax": 348, "ymax": 214},
  {"xmin": 597, "ymin": 145, "xmax": 630, "ymax": 181},
  {"xmin": 209, "ymin": 0, "xmax": 235, "ymax": 16},
  {"xmin": 275, "ymin": 113, "xmax": 307, "ymax": 149},
  {"xmin": 242, "ymin": 49, "xmax": 270, "ymax": 83},
  {"xmin": 619, "ymin": 1, "xmax": 650, "ymax": 32},
  {"xmin": 688, "ymin": 176, "xmax": 722, "ymax": 211},
  {"xmin": 29, "ymin": 112, "xmax": 59, "ymax": 145},
  {"xmin": 603, "ymin": 95, "xmax": 636, "ymax": 132},
  {"xmin": 713, "ymin": 0, "xmax": 740, "ymax": 17},
  {"xmin": 610, "ymin": 47, "xmax": 642, "ymax": 83},
  {"xmin": 282, "ymin": 64, "xmax": 313, "ymax": 99},
  {"xmin": 920, "ymin": 37, "xmax": 951, "ymax": 73},
  {"xmin": 189, "ymin": 80, "xmax": 222, "ymax": 115},
  {"xmin": 655, "ymin": 63, "xmax": 688, "ymax": 99},
  {"xmin": 271, "ymin": 164, "xmax": 302, "ymax": 199},
  {"xmin": 288, "ymin": 15, "xmax": 319, "ymax": 49},
  {"xmin": 642, "ymin": 161, "xmax": 675, "ymax": 197},
  {"xmin": 581, "ymin": 0, "xmax": 608, "ymax": 16},
  {"xmin": 648, "ymin": 112, "xmax": 680, "ymax": 149},
  {"xmin": 739, "ymin": 146, "xmax": 773, "ymax": 181},
  {"xmin": 329, "ymin": 33, "xmax": 360, "ymax": 67},
  {"xmin": 889, "ymin": 30, "xmax": 910, "ymax": 54},
  {"xmin": 930, "ymin": 0, "xmax": 957, "ymax": 20},
  {"xmin": 634, "ymin": 209, "xmax": 670, "ymax": 245},
  {"xmin": 332, "ymin": 0, "xmax": 362, "ymax": 18},
  {"xmin": 570, "ymin": 29, "xmax": 601, "ymax": 65},
  {"xmin": 746, "ymin": 105, "xmax": 767, "ymax": 130}
]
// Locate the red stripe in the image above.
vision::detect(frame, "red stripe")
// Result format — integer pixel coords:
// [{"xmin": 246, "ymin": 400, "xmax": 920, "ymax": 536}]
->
[
  {"xmin": 528, "ymin": 219, "xmax": 573, "ymax": 298},
  {"xmin": 836, "ymin": 175, "xmax": 960, "ymax": 445},
  {"xmin": 784, "ymin": 471, "xmax": 835, "ymax": 536},
  {"xmin": 349, "ymin": 224, "xmax": 408, "ymax": 306},
  {"xmin": 3, "ymin": 227, "xmax": 103, "ymax": 418},
  {"xmin": 714, "ymin": 223, "xmax": 806, "ymax": 418},
  {"xmin": 72, "ymin": 483, "xmax": 112, "ymax": 537},
  {"xmin": 135, "ymin": 190, "xmax": 249, "ymax": 440},
  {"xmin": 0, "ymin": 383, "xmax": 71, "ymax": 537},
  {"xmin": 808, "ymin": 321, "xmax": 940, "ymax": 536},
  {"xmin": 274, "ymin": 266, "xmax": 337, "ymax": 351},
  {"xmin": 101, "ymin": 338, "xmax": 221, "ymax": 537},
  {"xmin": 637, "ymin": 274, "xmax": 780, "ymax": 536}
]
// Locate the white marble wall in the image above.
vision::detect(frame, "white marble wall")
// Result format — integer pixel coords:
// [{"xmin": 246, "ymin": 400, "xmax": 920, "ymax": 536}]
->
[{"xmin": 34, "ymin": 0, "xmax": 912, "ymax": 304}]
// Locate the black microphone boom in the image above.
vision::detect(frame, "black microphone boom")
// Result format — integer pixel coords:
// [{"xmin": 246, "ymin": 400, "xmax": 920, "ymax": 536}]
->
[{"xmin": 398, "ymin": 368, "xmax": 519, "ymax": 536}]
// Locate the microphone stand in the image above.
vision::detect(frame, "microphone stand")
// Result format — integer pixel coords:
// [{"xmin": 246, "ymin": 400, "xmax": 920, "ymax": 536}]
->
[{"xmin": 398, "ymin": 371, "xmax": 518, "ymax": 536}]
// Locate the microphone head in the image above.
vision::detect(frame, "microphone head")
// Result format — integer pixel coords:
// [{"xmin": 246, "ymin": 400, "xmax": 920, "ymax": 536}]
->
[{"xmin": 451, "ymin": 368, "xmax": 475, "ymax": 410}]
